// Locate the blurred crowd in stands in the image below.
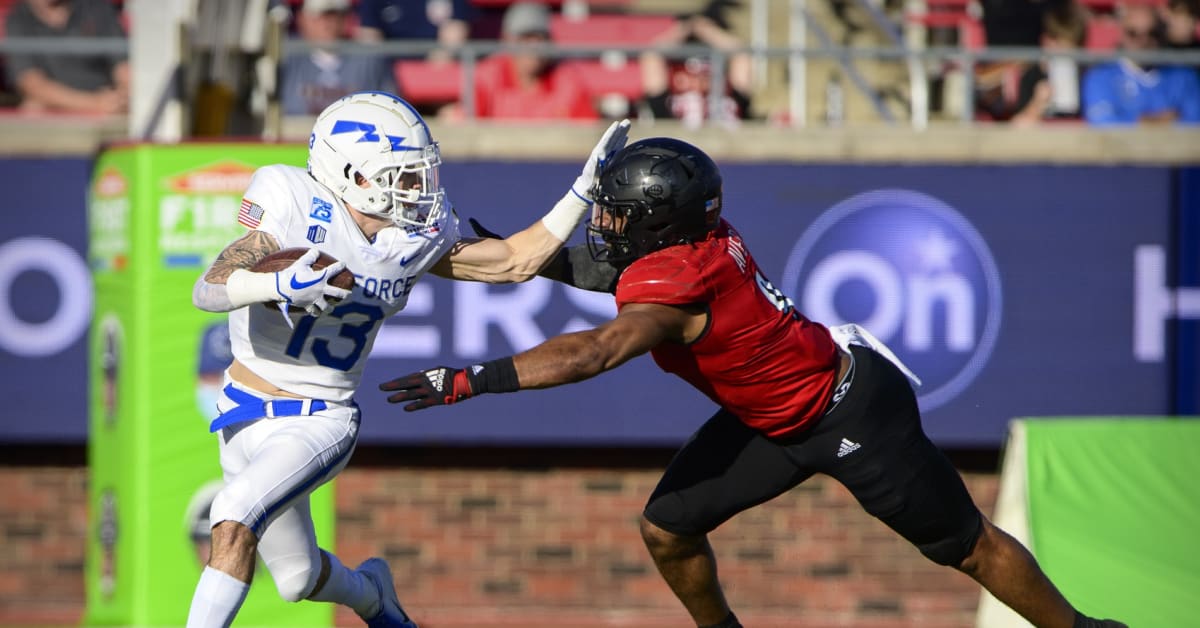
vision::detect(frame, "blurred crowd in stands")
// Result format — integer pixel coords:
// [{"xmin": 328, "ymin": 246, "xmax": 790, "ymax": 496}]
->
[
  {"xmin": 0, "ymin": 0, "xmax": 1197, "ymax": 127},
  {"xmin": 966, "ymin": 0, "xmax": 1199, "ymax": 124},
  {"xmin": 270, "ymin": 0, "xmax": 757, "ymax": 126},
  {"xmin": 0, "ymin": 0, "xmax": 128, "ymax": 114}
]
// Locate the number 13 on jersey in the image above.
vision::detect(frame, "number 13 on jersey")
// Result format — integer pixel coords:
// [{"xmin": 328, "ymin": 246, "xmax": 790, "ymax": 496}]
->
[{"xmin": 284, "ymin": 302, "xmax": 385, "ymax": 371}]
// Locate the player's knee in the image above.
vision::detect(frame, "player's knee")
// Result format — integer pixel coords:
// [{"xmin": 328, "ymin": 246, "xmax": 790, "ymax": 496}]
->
[
  {"xmin": 270, "ymin": 554, "xmax": 321, "ymax": 603},
  {"xmin": 208, "ymin": 520, "xmax": 257, "ymax": 560},
  {"xmin": 640, "ymin": 515, "xmax": 700, "ymax": 558},
  {"xmin": 274, "ymin": 571, "xmax": 318, "ymax": 603},
  {"xmin": 209, "ymin": 483, "xmax": 257, "ymax": 533},
  {"xmin": 917, "ymin": 511, "xmax": 984, "ymax": 567}
]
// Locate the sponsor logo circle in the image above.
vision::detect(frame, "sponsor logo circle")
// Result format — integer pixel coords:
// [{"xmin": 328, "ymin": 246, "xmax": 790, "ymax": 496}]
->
[
  {"xmin": 0, "ymin": 236, "xmax": 92, "ymax": 357},
  {"xmin": 781, "ymin": 190, "xmax": 1002, "ymax": 411}
]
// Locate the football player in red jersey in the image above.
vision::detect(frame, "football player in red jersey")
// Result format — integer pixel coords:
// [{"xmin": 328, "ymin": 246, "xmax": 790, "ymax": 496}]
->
[{"xmin": 381, "ymin": 138, "xmax": 1125, "ymax": 628}]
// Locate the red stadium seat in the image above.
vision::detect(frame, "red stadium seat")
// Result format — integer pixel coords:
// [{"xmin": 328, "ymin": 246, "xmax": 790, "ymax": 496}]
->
[
  {"xmin": 394, "ymin": 60, "xmax": 462, "ymax": 105},
  {"xmin": 905, "ymin": 0, "xmax": 975, "ymax": 29},
  {"xmin": 470, "ymin": 0, "xmax": 631, "ymax": 8},
  {"xmin": 569, "ymin": 58, "xmax": 642, "ymax": 99},
  {"xmin": 1085, "ymin": 15, "xmax": 1121, "ymax": 50},
  {"xmin": 0, "ymin": 0, "xmax": 18, "ymax": 38},
  {"xmin": 544, "ymin": 14, "xmax": 673, "ymax": 107},
  {"xmin": 549, "ymin": 14, "xmax": 676, "ymax": 46},
  {"xmin": 959, "ymin": 18, "xmax": 985, "ymax": 50},
  {"xmin": 1078, "ymin": 0, "xmax": 1118, "ymax": 11}
]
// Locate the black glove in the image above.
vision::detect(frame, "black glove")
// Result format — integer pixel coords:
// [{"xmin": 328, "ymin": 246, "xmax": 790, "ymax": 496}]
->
[{"xmin": 380, "ymin": 366, "xmax": 475, "ymax": 412}]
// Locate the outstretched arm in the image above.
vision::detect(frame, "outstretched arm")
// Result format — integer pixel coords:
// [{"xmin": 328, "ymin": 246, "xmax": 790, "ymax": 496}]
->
[
  {"xmin": 380, "ymin": 303, "xmax": 695, "ymax": 411},
  {"xmin": 514, "ymin": 304, "xmax": 682, "ymax": 388},
  {"xmin": 466, "ymin": 217, "xmax": 620, "ymax": 293},
  {"xmin": 428, "ymin": 120, "xmax": 630, "ymax": 284}
]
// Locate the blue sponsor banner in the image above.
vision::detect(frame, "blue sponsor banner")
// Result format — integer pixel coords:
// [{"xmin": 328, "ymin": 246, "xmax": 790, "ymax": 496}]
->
[
  {"xmin": 0, "ymin": 158, "xmax": 1180, "ymax": 446},
  {"xmin": 357, "ymin": 162, "xmax": 1173, "ymax": 447},
  {"xmin": 0, "ymin": 158, "xmax": 93, "ymax": 441},
  {"xmin": 1175, "ymin": 168, "xmax": 1200, "ymax": 414}
]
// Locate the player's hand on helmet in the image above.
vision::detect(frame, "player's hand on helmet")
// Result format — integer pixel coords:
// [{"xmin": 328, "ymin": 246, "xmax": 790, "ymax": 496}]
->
[
  {"xmin": 380, "ymin": 366, "xmax": 475, "ymax": 412},
  {"xmin": 275, "ymin": 248, "xmax": 352, "ymax": 316},
  {"xmin": 571, "ymin": 119, "xmax": 631, "ymax": 204}
]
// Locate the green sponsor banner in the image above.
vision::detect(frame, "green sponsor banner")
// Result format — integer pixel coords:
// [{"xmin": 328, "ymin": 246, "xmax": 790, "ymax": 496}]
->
[
  {"xmin": 1024, "ymin": 418, "xmax": 1200, "ymax": 628},
  {"xmin": 85, "ymin": 143, "xmax": 333, "ymax": 627}
]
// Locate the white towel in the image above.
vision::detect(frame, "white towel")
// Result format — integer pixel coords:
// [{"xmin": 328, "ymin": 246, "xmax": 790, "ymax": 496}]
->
[{"xmin": 827, "ymin": 323, "xmax": 923, "ymax": 389}]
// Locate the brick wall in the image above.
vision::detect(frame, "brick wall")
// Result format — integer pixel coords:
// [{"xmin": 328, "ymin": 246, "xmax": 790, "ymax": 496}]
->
[{"xmin": 0, "ymin": 462, "xmax": 999, "ymax": 628}]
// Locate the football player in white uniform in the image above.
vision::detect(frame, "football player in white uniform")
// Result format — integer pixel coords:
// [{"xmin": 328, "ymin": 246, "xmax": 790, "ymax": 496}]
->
[{"xmin": 187, "ymin": 91, "xmax": 630, "ymax": 628}]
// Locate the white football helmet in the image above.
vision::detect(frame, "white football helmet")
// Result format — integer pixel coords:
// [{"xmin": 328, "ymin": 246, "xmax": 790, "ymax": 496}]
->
[{"xmin": 308, "ymin": 91, "xmax": 445, "ymax": 228}]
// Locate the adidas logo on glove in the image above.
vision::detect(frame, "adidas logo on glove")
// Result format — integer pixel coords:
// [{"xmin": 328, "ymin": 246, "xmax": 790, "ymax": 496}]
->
[{"xmin": 425, "ymin": 369, "xmax": 445, "ymax": 392}]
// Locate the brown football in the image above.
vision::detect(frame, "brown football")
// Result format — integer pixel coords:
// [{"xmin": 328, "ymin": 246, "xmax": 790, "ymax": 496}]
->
[{"xmin": 252, "ymin": 248, "xmax": 356, "ymax": 311}]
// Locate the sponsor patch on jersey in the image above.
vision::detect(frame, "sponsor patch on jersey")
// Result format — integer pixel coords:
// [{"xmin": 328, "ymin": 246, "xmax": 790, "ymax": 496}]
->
[
  {"xmin": 238, "ymin": 199, "xmax": 264, "ymax": 228},
  {"xmin": 307, "ymin": 224, "xmax": 327, "ymax": 244},
  {"xmin": 309, "ymin": 197, "xmax": 333, "ymax": 222}
]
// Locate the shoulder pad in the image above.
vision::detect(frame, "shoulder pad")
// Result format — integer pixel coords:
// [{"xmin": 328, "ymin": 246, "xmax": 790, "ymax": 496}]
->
[
  {"xmin": 240, "ymin": 165, "xmax": 305, "ymax": 232},
  {"xmin": 616, "ymin": 248, "xmax": 709, "ymax": 307},
  {"xmin": 242, "ymin": 165, "xmax": 297, "ymax": 207}
]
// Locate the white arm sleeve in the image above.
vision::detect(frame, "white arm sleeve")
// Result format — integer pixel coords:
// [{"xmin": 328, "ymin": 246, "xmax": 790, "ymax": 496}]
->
[
  {"xmin": 540, "ymin": 191, "xmax": 590, "ymax": 242},
  {"xmin": 192, "ymin": 270, "xmax": 280, "ymax": 312},
  {"xmin": 193, "ymin": 275, "xmax": 236, "ymax": 312}
]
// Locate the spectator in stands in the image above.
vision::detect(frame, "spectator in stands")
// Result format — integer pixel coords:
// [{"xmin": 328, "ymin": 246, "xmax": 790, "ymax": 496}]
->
[
  {"xmin": 355, "ymin": 0, "xmax": 472, "ymax": 63},
  {"xmin": 640, "ymin": 0, "xmax": 754, "ymax": 128},
  {"xmin": 451, "ymin": 2, "xmax": 596, "ymax": 121},
  {"xmin": 280, "ymin": 0, "xmax": 397, "ymax": 116},
  {"xmin": 1161, "ymin": 0, "xmax": 1200, "ymax": 50},
  {"xmin": 4, "ymin": 0, "xmax": 129, "ymax": 114},
  {"xmin": 1010, "ymin": 1, "xmax": 1089, "ymax": 125},
  {"xmin": 1082, "ymin": 1, "xmax": 1200, "ymax": 125},
  {"xmin": 974, "ymin": 0, "xmax": 1068, "ymax": 120}
]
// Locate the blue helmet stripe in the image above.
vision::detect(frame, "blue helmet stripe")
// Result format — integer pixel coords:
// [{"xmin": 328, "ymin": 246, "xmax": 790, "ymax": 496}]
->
[{"xmin": 331, "ymin": 119, "xmax": 379, "ymax": 141}]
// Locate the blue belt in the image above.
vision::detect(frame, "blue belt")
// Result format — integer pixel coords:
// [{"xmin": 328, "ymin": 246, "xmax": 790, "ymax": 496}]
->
[{"xmin": 209, "ymin": 384, "xmax": 329, "ymax": 432}]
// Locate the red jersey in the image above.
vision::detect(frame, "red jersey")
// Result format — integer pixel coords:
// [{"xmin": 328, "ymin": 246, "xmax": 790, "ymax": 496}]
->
[{"xmin": 614, "ymin": 220, "xmax": 839, "ymax": 438}]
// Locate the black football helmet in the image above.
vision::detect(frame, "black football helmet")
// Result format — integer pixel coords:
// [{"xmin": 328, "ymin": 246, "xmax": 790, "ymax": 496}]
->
[{"xmin": 587, "ymin": 137, "xmax": 723, "ymax": 264}]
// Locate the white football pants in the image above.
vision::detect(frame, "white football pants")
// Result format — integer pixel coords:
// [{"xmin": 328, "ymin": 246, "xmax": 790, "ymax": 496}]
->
[{"xmin": 209, "ymin": 379, "xmax": 360, "ymax": 601}]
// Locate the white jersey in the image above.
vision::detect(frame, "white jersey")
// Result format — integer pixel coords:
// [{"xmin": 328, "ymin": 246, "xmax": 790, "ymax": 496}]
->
[{"xmin": 228, "ymin": 164, "xmax": 460, "ymax": 402}]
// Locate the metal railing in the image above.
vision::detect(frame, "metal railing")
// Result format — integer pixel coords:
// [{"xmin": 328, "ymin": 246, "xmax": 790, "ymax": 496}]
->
[{"xmin": 4, "ymin": 35, "xmax": 1200, "ymax": 132}]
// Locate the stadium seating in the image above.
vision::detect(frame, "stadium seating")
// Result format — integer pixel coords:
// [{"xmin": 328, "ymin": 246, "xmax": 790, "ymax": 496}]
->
[
  {"xmin": 394, "ymin": 59, "xmax": 462, "ymax": 105},
  {"xmin": 547, "ymin": 13, "xmax": 675, "ymax": 107},
  {"xmin": 904, "ymin": 0, "xmax": 1143, "ymax": 52},
  {"xmin": 1085, "ymin": 14, "xmax": 1122, "ymax": 50},
  {"xmin": 394, "ymin": 12, "xmax": 675, "ymax": 110},
  {"xmin": 0, "ymin": 0, "xmax": 17, "ymax": 39},
  {"xmin": 468, "ymin": 0, "xmax": 630, "ymax": 7},
  {"xmin": 905, "ymin": 0, "xmax": 976, "ymax": 33},
  {"xmin": 565, "ymin": 58, "xmax": 643, "ymax": 100},
  {"xmin": 547, "ymin": 13, "xmax": 676, "ymax": 46}
]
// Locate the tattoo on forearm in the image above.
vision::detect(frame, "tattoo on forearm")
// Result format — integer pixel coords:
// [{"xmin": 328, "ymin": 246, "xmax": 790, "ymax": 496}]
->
[{"xmin": 204, "ymin": 231, "xmax": 279, "ymax": 283}]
